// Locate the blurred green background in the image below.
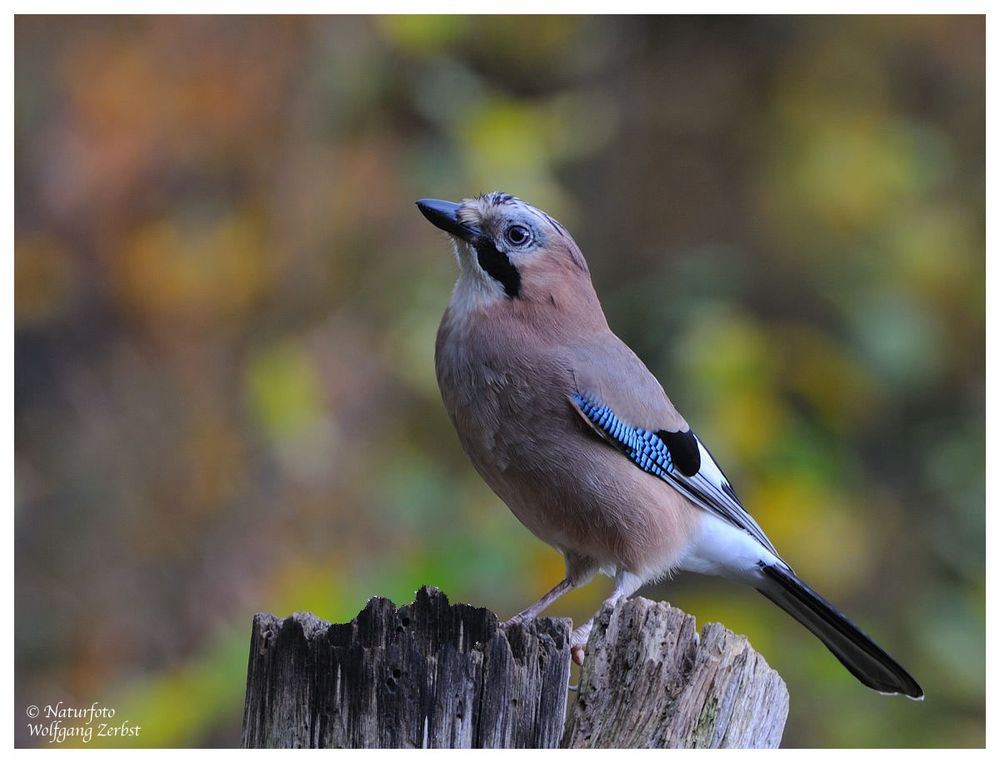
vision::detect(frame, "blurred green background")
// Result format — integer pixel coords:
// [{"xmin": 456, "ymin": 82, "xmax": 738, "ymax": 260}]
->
[{"xmin": 15, "ymin": 15, "xmax": 983, "ymax": 748}]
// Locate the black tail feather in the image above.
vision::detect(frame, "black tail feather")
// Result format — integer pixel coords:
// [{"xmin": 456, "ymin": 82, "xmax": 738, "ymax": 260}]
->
[{"xmin": 757, "ymin": 563, "xmax": 923, "ymax": 700}]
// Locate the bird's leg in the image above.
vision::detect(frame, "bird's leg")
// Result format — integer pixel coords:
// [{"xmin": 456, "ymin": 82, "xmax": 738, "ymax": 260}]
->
[
  {"xmin": 503, "ymin": 578, "xmax": 574, "ymax": 627},
  {"xmin": 504, "ymin": 552, "xmax": 599, "ymax": 628},
  {"xmin": 570, "ymin": 570, "xmax": 644, "ymax": 666}
]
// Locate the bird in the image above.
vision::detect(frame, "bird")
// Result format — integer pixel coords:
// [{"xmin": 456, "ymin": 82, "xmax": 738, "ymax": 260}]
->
[{"xmin": 416, "ymin": 191, "xmax": 923, "ymax": 700}]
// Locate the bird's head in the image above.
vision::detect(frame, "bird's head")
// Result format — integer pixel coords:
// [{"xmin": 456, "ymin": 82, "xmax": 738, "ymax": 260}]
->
[{"xmin": 417, "ymin": 192, "xmax": 598, "ymax": 322}]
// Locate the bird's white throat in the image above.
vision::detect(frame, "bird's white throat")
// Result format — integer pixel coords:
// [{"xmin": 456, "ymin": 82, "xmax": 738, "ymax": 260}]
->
[{"xmin": 448, "ymin": 239, "xmax": 507, "ymax": 317}]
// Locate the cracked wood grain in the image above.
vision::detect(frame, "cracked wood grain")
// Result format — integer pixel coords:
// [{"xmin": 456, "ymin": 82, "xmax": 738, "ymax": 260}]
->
[
  {"xmin": 241, "ymin": 588, "xmax": 787, "ymax": 748},
  {"xmin": 562, "ymin": 597, "xmax": 788, "ymax": 748},
  {"xmin": 240, "ymin": 586, "xmax": 572, "ymax": 748}
]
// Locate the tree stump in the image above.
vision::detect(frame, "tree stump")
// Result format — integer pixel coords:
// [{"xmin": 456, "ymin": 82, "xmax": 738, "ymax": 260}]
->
[
  {"xmin": 240, "ymin": 586, "xmax": 571, "ymax": 748},
  {"xmin": 561, "ymin": 596, "xmax": 789, "ymax": 748},
  {"xmin": 241, "ymin": 586, "xmax": 788, "ymax": 748}
]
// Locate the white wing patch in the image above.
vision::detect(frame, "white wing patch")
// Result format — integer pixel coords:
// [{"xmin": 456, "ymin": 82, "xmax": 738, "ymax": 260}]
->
[{"xmin": 670, "ymin": 436, "xmax": 783, "ymax": 560}]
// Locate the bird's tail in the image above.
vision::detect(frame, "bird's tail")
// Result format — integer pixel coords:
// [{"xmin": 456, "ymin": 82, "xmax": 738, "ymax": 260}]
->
[{"xmin": 756, "ymin": 563, "xmax": 923, "ymax": 700}]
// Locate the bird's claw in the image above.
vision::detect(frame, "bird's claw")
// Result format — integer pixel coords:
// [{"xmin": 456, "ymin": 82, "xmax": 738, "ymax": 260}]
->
[{"xmin": 570, "ymin": 620, "xmax": 592, "ymax": 666}]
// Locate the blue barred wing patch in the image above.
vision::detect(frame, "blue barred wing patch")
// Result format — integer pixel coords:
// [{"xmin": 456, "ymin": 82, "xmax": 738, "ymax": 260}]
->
[{"xmin": 571, "ymin": 392, "xmax": 677, "ymax": 478}]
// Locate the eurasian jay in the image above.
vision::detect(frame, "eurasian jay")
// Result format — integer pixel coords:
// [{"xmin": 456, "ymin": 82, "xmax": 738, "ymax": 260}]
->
[{"xmin": 416, "ymin": 192, "xmax": 923, "ymax": 699}]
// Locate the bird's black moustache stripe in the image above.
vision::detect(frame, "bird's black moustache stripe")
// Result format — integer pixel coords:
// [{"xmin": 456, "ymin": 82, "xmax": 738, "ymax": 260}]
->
[{"xmin": 474, "ymin": 238, "xmax": 521, "ymax": 298}]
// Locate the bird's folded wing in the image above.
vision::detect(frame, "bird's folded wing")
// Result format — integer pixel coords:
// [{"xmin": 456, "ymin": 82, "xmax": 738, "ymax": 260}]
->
[{"xmin": 569, "ymin": 389, "xmax": 781, "ymax": 559}]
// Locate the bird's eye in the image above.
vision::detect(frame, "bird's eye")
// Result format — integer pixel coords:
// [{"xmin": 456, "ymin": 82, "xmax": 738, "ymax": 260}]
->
[{"xmin": 505, "ymin": 225, "xmax": 531, "ymax": 246}]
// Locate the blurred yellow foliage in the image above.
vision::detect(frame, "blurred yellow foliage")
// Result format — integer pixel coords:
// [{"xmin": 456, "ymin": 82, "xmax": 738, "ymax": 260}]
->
[{"xmin": 117, "ymin": 212, "xmax": 269, "ymax": 331}]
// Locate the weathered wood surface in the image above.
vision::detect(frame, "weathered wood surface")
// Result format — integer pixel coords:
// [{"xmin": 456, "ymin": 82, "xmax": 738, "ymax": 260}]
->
[
  {"xmin": 241, "ymin": 586, "xmax": 788, "ymax": 749},
  {"xmin": 563, "ymin": 597, "xmax": 789, "ymax": 748},
  {"xmin": 240, "ymin": 586, "xmax": 572, "ymax": 748}
]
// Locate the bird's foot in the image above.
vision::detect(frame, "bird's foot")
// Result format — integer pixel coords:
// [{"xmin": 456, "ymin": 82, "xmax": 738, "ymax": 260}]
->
[{"xmin": 570, "ymin": 621, "xmax": 593, "ymax": 666}]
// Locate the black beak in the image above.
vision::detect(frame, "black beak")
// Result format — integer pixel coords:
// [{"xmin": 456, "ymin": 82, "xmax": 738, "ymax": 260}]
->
[{"xmin": 416, "ymin": 198, "xmax": 480, "ymax": 242}]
